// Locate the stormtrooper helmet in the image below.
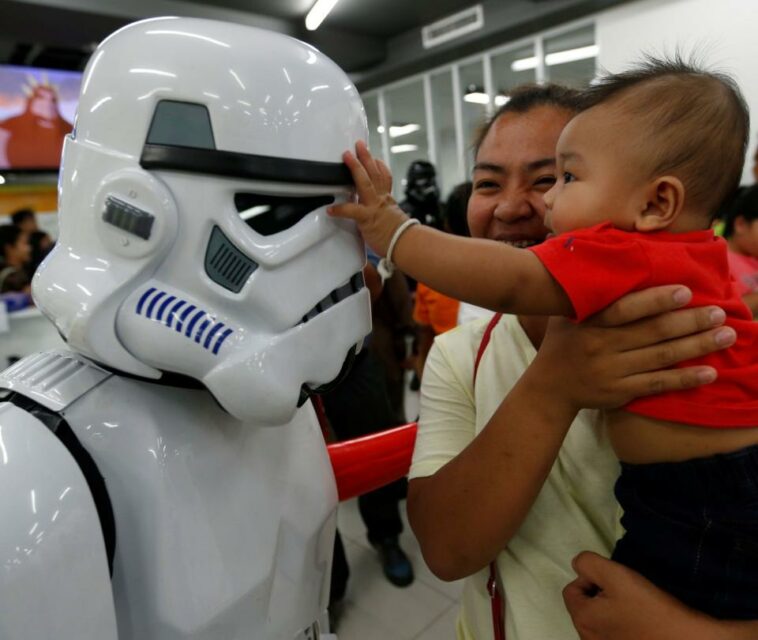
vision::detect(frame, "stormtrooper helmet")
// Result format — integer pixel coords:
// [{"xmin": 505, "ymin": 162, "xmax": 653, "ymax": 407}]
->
[
  {"xmin": 33, "ymin": 17, "xmax": 372, "ymax": 424},
  {"xmin": 404, "ymin": 160, "xmax": 439, "ymax": 205}
]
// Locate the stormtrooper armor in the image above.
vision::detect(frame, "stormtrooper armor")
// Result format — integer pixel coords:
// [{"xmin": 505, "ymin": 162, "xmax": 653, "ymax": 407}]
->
[{"xmin": 0, "ymin": 17, "xmax": 371, "ymax": 639}]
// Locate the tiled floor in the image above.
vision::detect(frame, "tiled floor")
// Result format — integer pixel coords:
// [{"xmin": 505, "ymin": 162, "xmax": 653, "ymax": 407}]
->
[
  {"xmin": 331, "ymin": 379, "xmax": 464, "ymax": 639},
  {"xmin": 334, "ymin": 498, "xmax": 462, "ymax": 640}
]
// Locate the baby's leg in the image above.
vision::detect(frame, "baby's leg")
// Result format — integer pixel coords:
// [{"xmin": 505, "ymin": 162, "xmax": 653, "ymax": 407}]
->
[{"xmin": 612, "ymin": 446, "xmax": 758, "ymax": 619}]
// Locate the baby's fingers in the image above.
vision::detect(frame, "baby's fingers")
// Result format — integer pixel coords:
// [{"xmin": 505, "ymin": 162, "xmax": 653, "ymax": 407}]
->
[
  {"xmin": 355, "ymin": 141, "xmax": 385, "ymax": 190},
  {"xmin": 328, "ymin": 201, "xmax": 369, "ymax": 223},
  {"xmin": 343, "ymin": 150, "xmax": 378, "ymax": 205},
  {"xmin": 376, "ymin": 158, "xmax": 393, "ymax": 194}
]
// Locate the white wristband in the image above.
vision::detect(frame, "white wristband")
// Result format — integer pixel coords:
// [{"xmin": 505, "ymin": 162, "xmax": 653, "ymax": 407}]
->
[{"xmin": 377, "ymin": 218, "xmax": 420, "ymax": 282}]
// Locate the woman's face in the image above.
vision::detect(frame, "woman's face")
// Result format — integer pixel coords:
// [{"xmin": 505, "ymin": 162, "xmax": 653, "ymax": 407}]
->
[
  {"xmin": 467, "ymin": 106, "xmax": 573, "ymax": 244},
  {"xmin": 7, "ymin": 233, "xmax": 31, "ymax": 266}
]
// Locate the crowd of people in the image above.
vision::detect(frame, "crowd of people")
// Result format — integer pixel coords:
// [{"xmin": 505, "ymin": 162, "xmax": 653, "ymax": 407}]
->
[
  {"xmin": 0, "ymin": 207, "xmax": 52, "ymax": 297},
  {"xmin": 325, "ymin": 57, "xmax": 758, "ymax": 639}
]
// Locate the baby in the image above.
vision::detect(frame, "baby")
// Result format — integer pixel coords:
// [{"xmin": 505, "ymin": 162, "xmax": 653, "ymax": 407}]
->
[{"xmin": 331, "ymin": 57, "xmax": 758, "ymax": 619}]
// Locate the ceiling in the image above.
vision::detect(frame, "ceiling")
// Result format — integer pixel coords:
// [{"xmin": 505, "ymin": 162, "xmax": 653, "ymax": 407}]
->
[
  {"xmin": 199, "ymin": 0, "xmax": 481, "ymax": 39},
  {"xmin": 0, "ymin": 0, "xmax": 630, "ymax": 86}
]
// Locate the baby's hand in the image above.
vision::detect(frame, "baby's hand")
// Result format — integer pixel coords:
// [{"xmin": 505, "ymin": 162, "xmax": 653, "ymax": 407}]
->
[{"xmin": 328, "ymin": 140, "xmax": 409, "ymax": 257}]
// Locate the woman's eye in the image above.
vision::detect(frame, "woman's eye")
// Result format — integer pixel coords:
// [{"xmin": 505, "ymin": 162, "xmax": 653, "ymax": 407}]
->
[
  {"xmin": 534, "ymin": 175, "xmax": 556, "ymax": 188},
  {"xmin": 563, "ymin": 172, "xmax": 575, "ymax": 184},
  {"xmin": 475, "ymin": 180, "xmax": 498, "ymax": 190}
]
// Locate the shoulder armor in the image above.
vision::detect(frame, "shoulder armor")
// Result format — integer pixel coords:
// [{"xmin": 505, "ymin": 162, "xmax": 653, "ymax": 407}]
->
[{"xmin": 0, "ymin": 350, "xmax": 112, "ymax": 412}]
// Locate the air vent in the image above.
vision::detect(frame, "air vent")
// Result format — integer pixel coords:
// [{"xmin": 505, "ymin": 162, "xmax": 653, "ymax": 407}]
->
[
  {"xmin": 204, "ymin": 226, "xmax": 258, "ymax": 293},
  {"xmin": 422, "ymin": 5, "xmax": 484, "ymax": 50}
]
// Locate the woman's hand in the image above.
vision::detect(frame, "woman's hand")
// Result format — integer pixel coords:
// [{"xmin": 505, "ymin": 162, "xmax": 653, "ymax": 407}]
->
[
  {"xmin": 525, "ymin": 285, "xmax": 736, "ymax": 412},
  {"xmin": 328, "ymin": 140, "xmax": 408, "ymax": 257},
  {"xmin": 563, "ymin": 552, "xmax": 755, "ymax": 640}
]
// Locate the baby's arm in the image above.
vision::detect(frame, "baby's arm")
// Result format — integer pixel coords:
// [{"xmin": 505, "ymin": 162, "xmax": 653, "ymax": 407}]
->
[{"xmin": 329, "ymin": 142, "xmax": 573, "ymax": 317}]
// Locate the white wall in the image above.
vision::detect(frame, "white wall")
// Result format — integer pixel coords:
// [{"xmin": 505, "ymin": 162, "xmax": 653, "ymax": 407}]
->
[{"xmin": 596, "ymin": 0, "xmax": 758, "ymax": 184}]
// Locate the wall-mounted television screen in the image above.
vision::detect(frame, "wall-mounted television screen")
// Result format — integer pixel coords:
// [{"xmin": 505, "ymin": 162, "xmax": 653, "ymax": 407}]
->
[{"xmin": 0, "ymin": 65, "xmax": 83, "ymax": 171}]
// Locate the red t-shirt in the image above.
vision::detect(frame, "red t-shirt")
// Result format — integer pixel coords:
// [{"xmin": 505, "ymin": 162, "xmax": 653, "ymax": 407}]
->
[{"xmin": 529, "ymin": 222, "xmax": 758, "ymax": 428}]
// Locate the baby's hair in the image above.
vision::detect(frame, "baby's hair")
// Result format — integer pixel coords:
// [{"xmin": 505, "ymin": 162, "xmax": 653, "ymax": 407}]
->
[
  {"xmin": 473, "ymin": 83, "xmax": 583, "ymax": 157},
  {"xmin": 580, "ymin": 54, "xmax": 749, "ymax": 218}
]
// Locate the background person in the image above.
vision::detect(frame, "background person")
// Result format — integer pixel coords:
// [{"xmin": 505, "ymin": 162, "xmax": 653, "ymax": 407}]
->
[
  {"xmin": 10, "ymin": 207, "xmax": 54, "ymax": 278},
  {"xmin": 413, "ymin": 181, "xmax": 472, "ymax": 380},
  {"xmin": 723, "ymin": 185, "xmax": 758, "ymax": 316},
  {"xmin": 0, "ymin": 224, "xmax": 31, "ymax": 293},
  {"xmin": 399, "ymin": 160, "xmax": 443, "ymax": 231}
]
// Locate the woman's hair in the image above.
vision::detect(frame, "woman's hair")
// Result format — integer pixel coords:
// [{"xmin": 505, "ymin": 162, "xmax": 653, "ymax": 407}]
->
[
  {"xmin": 723, "ymin": 185, "xmax": 758, "ymax": 238},
  {"xmin": 10, "ymin": 208, "xmax": 35, "ymax": 227},
  {"xmin": 0, "ymin": 224, "xmax": 23, "ymax": 259},
  {"xmin": 443, "ymin": 181, "xmax": 472, "ymax": 237},
  {"xmin": 472, "ymin": 83, "xmax": 583, "ymax": 157}
]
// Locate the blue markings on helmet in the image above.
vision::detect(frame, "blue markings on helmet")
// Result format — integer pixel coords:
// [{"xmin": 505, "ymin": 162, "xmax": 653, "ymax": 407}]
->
[
  {"xmin": 176, "ymin": 304, "xmax": 196, "ymax": 333},
  {"xmin": 203, "ymin": 322, "xmax": 224, "ymax": 350},
  {"xmin": 146, "ymin": 291, "xmax": 166, "ymax": 319},
  {"xmin": 136, "ymin": 287, "xmax": 157, "ymax": 315},
  {"xmin": 167, "ymin": 299, "xmax": 186, "ymax": 329},
  {"xmin": 156, "ymin": 295, "xmax": 176, "ymax": 322},
  {"xmin": 194, "ymin": 318, "xmax": 211, "ymax": 344},
  {"xmin": 213, "ymin": 328, "xmax": 234, "ymax": 355},
  {"xmin": 185, "ymin": 310, "xmax": 206, "ymax": 338},
  {"xmin": 135, "ymin": 288, "xmax": 234, "ymax": 356}
]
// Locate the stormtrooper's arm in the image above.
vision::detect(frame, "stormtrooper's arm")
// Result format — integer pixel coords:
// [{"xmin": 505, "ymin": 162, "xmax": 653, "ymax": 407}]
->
[
  {"xmin": 0, "ymin": 402, "xmax": 118, "ymax": 639},
  {"xmin": 327, "ymin": 423, "xmax": 417, "ymax": 501}
]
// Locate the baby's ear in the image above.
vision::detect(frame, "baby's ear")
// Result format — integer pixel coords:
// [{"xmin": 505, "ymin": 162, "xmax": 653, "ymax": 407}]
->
[{"xmin": 635, "ymin": 176, "xmax": 685, "ymax": 232}]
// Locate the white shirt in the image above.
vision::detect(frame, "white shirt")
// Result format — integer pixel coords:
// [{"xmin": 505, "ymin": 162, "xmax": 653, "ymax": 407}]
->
[{"xmin": 409, "ymin": 314, "xmax": 621, "ymax": 640}]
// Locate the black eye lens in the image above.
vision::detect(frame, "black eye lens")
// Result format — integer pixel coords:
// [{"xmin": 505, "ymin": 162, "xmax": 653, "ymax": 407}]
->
[{"xmin": 235, "ymin": 193, "xmax": 335, "ymax": 236}]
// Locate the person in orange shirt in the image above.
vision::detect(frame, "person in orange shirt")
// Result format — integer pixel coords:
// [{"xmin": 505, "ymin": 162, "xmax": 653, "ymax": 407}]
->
[{"xmin": 413, "ymin": 182, "xmax": 471, "ymax": 379}]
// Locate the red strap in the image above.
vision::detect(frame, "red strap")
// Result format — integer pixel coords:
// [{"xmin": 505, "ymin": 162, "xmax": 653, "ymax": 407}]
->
[
  {"xmin": 488, "ymin": 563, "xmax": 506, "ymax": 640},
  {"xmin": 311, "ymin": 395, "xmax": 332, "ymax": 440},
  {"xmin": 474, "ymin": 313, "xmax": 506, "ymax": 640},
  {"xmin": 474, "ymin": 313, "xmax": 504, "ymax": 385}
]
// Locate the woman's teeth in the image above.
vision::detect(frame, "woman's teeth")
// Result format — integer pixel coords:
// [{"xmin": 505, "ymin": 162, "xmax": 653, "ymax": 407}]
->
[{"xmin": 503, "ymin": 239, "xmax": 538, "ymax": 248}]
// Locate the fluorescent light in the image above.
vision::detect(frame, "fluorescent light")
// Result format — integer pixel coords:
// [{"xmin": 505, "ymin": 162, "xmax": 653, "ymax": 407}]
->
[
  {"xmin": 0, "ymin": 175, "xmax": 5, "ymax": 185},
  {"xmin": 545, "ymin": 45, "xmax": 599, "ymax": 66},
  {"xmin": 463, "ymin": 91, "xmax": 489, "ymax": 105},
  {"xmin": 511, "ymin": 56, "xmax": 538, "ymax": 72},
  {"xmin": 390, "ymin": 144, "xmax": 418, "ymax": 154},
  {"xmin": 494, "ymin": 95, "xmax": 510, "ymax": 107},
  {"xmin": 377, "ymin": 125, "xmax": 385, "ymax": 134},
  {"xmin": 510, "ymin": 45, "xmax": 599, "ymax": 71},
  {"xmin": 305, "ymin": 0, "xmax": 341, "ymax": 31},
  {"xmin": 389, "ymin": 123, "xmax": 420, "ymax": 138}
]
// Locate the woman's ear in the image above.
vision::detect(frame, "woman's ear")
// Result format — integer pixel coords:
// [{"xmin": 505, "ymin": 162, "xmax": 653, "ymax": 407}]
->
[{"xmin": 635, "ymin": 176, "xmax": 685, "ymax": 232}]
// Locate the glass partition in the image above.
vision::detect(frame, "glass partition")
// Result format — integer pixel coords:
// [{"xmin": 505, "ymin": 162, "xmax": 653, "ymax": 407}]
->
[
  {"xmin": 361, "ymin": 21, "xmax": 596, "ymax": 204},
  {"xmin": 459, "ymin": 58, "xmax": 487, "ymax": 176},
  {"xmin": 430, "ymin": 69, "xmax": 458, "ymax": 199},
  {"xmin": 491, "ymin": 43, "xmax": 538, "ymax": 102},
  {"xmin": 383, "ymin": 79, "xmax": 429, "ymax": 200},
  {"xmin": 544, "ymin": 24, "xmax": 597, "ymax": 88},
  {"xmin": 363, "ymin": 93, "xmax": 384, "ymax": 159}
]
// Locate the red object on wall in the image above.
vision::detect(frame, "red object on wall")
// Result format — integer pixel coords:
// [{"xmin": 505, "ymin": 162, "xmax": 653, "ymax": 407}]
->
[{"xmin": 327, "ymin": 423, "xmax": 418, "ymax": 502}]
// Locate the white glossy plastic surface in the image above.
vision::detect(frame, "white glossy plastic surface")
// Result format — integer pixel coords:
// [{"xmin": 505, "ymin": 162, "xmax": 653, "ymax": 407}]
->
[
  {"xmin": 62, "ymin": 370, "xmax": 336, "ymax": 639},
  {"xmin": 33, "ymin": 17, "xmax": 371, "ymax": 423},
  {"xmin": 0, "ymin": 402, "xmax": 118, "ymax": 639}
]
